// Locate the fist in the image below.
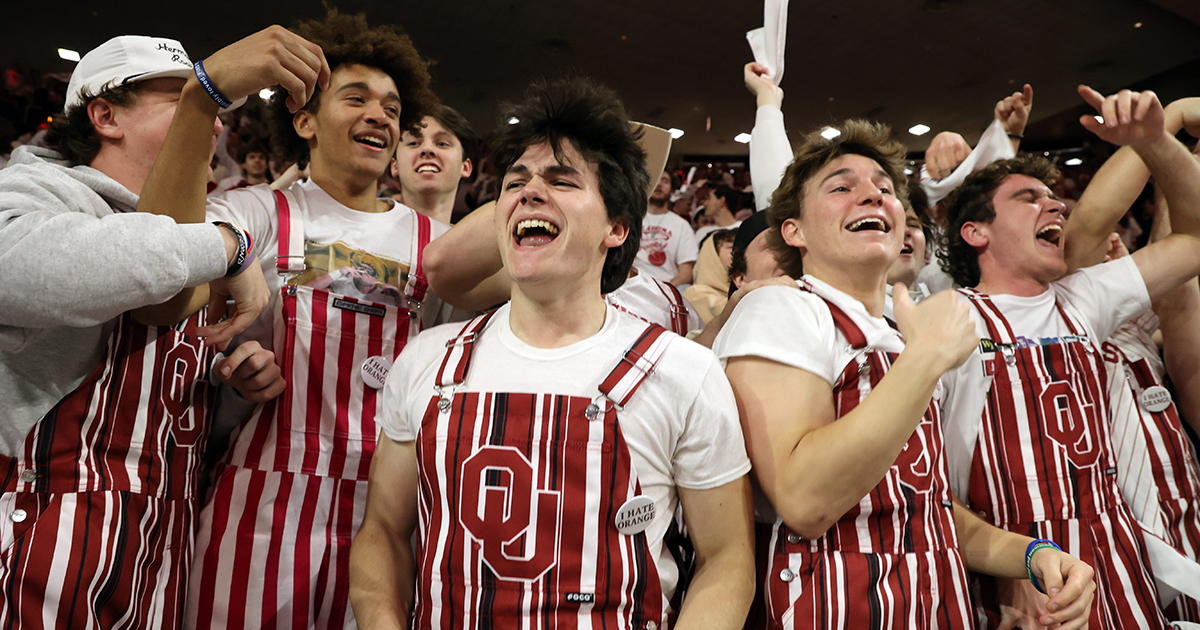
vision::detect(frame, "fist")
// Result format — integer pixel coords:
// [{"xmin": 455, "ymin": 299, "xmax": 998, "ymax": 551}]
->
[{"xmin": 893, "ymin": 285, "xmax": 979, "ymax": 373}]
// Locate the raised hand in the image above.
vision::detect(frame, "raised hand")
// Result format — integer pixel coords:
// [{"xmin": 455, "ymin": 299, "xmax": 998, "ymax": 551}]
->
[
  {"xmin": 199, "ymin": 25, "xmax": 331, "ymax": 113},
  {"xmin": 744, "ymin": 62, "xmax": 784, "ymax": 109},
  {"xmin": 1079, "ymin": 86, "xmax": 1167, "ymax": 149},
  {"xmin": 924, "ymin": 131, "xmax": 972, "ymax": 181},
  {"xmin": 213, "ymin": 340, "xmax": 286, "ymax": 403},
  {"xmin": 893, "ymin": 285, "xmax": 979, "ymax": 374},
  {"xmin": 996, "ymin": 84, "xmax": 1035, "ymax": 136},
  {"xmin": 196, "ymin": 263, "xmax": 270, "ymax": 348}
]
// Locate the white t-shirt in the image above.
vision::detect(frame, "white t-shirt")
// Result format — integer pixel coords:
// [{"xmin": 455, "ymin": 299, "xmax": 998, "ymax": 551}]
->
[
  {"xmin": 380, "ymin": 303, "xmax": 751, "ymax": 597},
  {"xmin": 606, "ymin": 269, "xmax": 703, "ymax": 334},
  {"xmin": 713, "ymin": 276, "xmax": 905, "ymax": 380},
  {"xmin": 207, "ymin": 179, "xmax": 451, "ymax": 349},
  {"xmin": 939, "ymin": 257, "xmax": 1152, "ymax": 497},
  {"xmin": 636, "ymin": 210, "xmax": 698, "ymax": 283}
]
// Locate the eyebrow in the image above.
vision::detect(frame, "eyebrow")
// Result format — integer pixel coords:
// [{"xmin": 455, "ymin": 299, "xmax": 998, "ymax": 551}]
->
[
  {"xmin": 1011, "ymin": 187, "xmax": 1061, "ymax": 202},
  {"xmin": 819, "ymin": 167, "xmax": 892, "ymax": 187},
  {"xmin": 335, "ymin": 82, "xmax": 402, "ymax": 104},
  {"xmin": 505, "ymin": 163, "xmax": 582, "ymax": 178}
]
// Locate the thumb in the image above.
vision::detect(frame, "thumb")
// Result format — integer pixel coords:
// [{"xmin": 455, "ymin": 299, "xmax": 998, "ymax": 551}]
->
[
  {"xmin": 892, "ymin": 282, "xmax": 913, "ymax": 318},
  {"xmin": 1023, "ymin": 83, "xmax": 1034, "ymax": 107},
  {"xmin": 1080, "ymin": 114, "xmax": 1106, "ymax": 136},
  {"xmin": 1039, "ymin": 556, "xmax": 1065, "ymax": 600}
]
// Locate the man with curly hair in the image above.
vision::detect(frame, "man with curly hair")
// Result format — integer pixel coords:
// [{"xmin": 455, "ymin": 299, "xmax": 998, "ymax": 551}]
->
[
  {"xmin": 350, "ymin": 76, "xmax": 755, "ymax": 629},
  {"xmin": 129, "ymin": 10, "xmax": 447, "ymax": 629},
  {"xmin": 937, "ymin": 87, "xmax": 1200, "ymax": 628}
]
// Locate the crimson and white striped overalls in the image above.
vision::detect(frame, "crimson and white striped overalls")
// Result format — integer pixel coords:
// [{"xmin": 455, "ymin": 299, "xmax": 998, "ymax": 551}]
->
[
  {"xmin": 607, "ymin": 276, "xmax": 691, "ymax": 336},
  {"xmin": 188, "ymin": 191, "xmax": 432, "ymax": 629},
  {"xmin": 1102, "ymin": 333, "xmax": 1200, "ymax": 623},
  {"xmin": 960, "ymin": 289, "xmax": 1166, "ymax": 630},
  {"xmin": 413, "ymin": 311, "xmax": 671, "ymax": 629},
  {"xmin": 0, "ymin": 309, "xmax": 214, "ymax": 630},
  {"xmin": 766, "ymin": 284, "xmax": 972, "ymax": 630}
]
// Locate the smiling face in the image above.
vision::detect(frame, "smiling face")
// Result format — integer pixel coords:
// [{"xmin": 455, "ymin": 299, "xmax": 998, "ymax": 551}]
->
[
  {"xmin": 295, "ymin": 64, "xmax": 401, "ymax": 186},
  {"xmin": 393, "ymin": 115, "xmax": 471, "ymax": 196},
  {"xmin": 783, "ymin": 153, "xmax": 904, "ymax": 278},
  {"xmin": 496, "ymin": 140, "xmax": 627, "ymax": 294},
  {"xmin": 886, "ymin": 206, "xmax": 928, "ymax": 286},
  {"xmin": 967, "ymin": 173, "xmax": 1068, "ymax": 288}
]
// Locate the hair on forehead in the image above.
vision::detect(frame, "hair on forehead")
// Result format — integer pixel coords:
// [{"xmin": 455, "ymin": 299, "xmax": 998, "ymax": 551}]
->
[{"xmin": 765, "ymin": 119, "xmax": 908, "ymax": 279}]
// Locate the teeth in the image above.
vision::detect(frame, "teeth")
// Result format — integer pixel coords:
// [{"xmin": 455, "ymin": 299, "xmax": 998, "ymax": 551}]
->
[
  {"xmin": 417, "ymin": 165, "xmax": 440, "ymax": 173},
  {"xmin": 356, "ymin": 135, "xmax": 386, "ymax": 148},
  {"xmin": 848, "ymin": 217, "xmax": 887, "ymax": 232},
  {"xmin": 516, "ymin": 219, "xmax": 560, "ymax": 237},
  {"xmin": 1037, "ymin": 224, "xmax": 1063, "ymax": 243}
]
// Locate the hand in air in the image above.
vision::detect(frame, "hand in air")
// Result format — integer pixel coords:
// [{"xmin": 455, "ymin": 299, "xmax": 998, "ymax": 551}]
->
[
  {"xmin": 893, "ymin": 285, "xmax": 979, "ymax": 374},
  {"xmin": 743, "ymin": 62, "xmax": 784, "ymax": 109},
  {"xmin": 1079, "ymin": 86, "xmax": 1166, "ymax": 149},
  {"xmin": 199, "ymin": 25, "xmax": 331, "ymax": 112},
  {"xmin": 996, "ymin": 84, "xmax": 1035, "ymax": 137},
  {"xmin": 924, "ymin": 131, "xmax": 972, "ymax": 181}
]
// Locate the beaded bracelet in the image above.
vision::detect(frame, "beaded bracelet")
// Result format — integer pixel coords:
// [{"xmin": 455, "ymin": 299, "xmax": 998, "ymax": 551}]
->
[
  {"xmin": 1025, "ymin": 538, "xmax": 1061, "ymax": 594},
  {"xmin": 193, "ymin": 60, "xmax": 233, "ymax": 109},
  {"xmin": 213, "ymin": 221, "xmax": 254, "ymax": 277}
]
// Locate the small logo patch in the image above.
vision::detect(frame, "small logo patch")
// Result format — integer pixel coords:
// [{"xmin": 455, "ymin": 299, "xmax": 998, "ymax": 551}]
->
[
  {"xmin": 332, "ymin": 298, "xmax": 386, "ymax": 318},
  {"xmin": 565, "ymin": 592, "xmax": 594, "ymax": 604}
]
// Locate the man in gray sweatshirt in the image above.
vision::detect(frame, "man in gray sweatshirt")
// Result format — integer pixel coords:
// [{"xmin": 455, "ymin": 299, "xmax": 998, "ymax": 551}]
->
[{"xmin": 0, "ymin": 35, "xmax": 272, "ymax": 628}]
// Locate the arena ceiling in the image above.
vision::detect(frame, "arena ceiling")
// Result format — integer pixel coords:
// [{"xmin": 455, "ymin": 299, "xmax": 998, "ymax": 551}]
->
[{"xmin": 5, "ymin": 0, "xmax": 1200, "ymax": 158}]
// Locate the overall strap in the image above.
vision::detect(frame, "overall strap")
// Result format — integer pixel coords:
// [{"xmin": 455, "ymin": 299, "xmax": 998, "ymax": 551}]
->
[
  {"xmin": 797, "ymin": 279, "xmax": 869, "ymax": 349},
  {"xmin": 655, "ymin": 279, "xmax": 690, "ymax": 336},
  {"xmin": 598, "ymin": 324, "xmax": 672, "ymax": 407},
  {"xmin": 435, "ymin": 310, "xmax": 499, "ymax": 388},
  {"xmin": 958, "ymin": 287, "xmax": 1013, "ymax": 345},
  {"xmin": 405, "ymin": 211, "xmax": 433, "ymax": 302},
  {"xmin": 273, "ymin": 189, "xmax": 305, "ymax": 274}
]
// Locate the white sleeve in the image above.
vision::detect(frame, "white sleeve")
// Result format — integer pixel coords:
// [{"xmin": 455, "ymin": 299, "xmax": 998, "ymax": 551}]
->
[
  {"xmin": 1057, "ymin": 257, "xmax": 1151, "ymax": 342},
  {"xmin": 672, "ymin": 354, "xmax": 752, "ymax": 489},
  {"xmin": 379, "ymin": 334, "xmax": 425, "ymax": 442},
  {"xmin": 206, "ymin": 186, "xmax": 279, "ymax": 254},
  {"xmin": 750, "ymin": 104, "xmax": 792, "ymax": 211},
  {"xmin": 712, "ymin": 285, "xmax": 839, "ymax": 384},
  {"xmin": 675, "ymin": 224, "xmax": 699, "ymax": 265}
]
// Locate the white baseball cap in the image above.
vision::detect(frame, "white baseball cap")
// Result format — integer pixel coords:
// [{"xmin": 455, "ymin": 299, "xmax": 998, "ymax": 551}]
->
[{"xmin": 64, "ymin": 36, "xmax": 194, "ymax": 109}]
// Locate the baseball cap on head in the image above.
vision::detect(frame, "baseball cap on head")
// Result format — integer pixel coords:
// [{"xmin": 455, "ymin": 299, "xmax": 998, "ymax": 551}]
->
[{"xmin": 64, "ymin": 36, "xmax": 195, "ymax": 110}]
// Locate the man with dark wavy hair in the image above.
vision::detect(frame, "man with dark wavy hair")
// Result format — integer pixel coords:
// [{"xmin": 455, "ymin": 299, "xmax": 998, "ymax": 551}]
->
[
  {"xmin": 937, "ymin": 87, "xmax": 1200, "ymax": 628},
  {"xmin": 351, "ymin": 76, "xmax": 755, "ymax": 629},
  {"xmin": 127, "ymin": 9, "xmax": 448, "ymax": 629}
]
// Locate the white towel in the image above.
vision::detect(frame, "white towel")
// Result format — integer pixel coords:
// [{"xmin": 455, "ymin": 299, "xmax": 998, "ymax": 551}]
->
[
  {"xmin": 920, "ymin": 119, "xmax": 1016, "ymax": 205},
  {"xmin": 746, "ymin": 0, "xmax": 789, "ymax": 84}
]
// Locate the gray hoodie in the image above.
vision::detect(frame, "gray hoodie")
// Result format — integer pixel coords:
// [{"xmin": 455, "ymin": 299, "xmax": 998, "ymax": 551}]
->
[{"xmin": 0, "ymin": 145, "xmax": 228, "ymax": 455}]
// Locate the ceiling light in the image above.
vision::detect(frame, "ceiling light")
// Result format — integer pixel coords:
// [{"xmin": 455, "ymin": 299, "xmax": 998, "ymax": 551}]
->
[
  {"xmin": 904, "ymin": 168, "xmax": 913, "ymax": 175},
  {"xmin": 258, "ymin": 88, "xmax": 274, "ymax": 100},
  {"xmin": 508, "ymin": 117, "xmax": 520, "ymax": 125},
  {"xmin": 734, "ymin": 133, "xmax": 751, "ymax": 144},
  {"xmin": 820, "ymin": 127, "xmax": 841, "ymax": 140},
  {"xmin": 1134, "ymin": 22, "xmax": 1143, "ymax": 28},
  {"xmin": 1064, "ymin": 157, "xmax": 1083, "ymax": 166},
  {"xmin": 1094, "ymin": 115, "xmax": 1104, "ymax": 124},
  {"xmin": 908, "ymin": 124, "xmax": 931, "ymax": 136},
  {"xmin": 669, "ymin": 128, "xmax": 685, "ymax": 139},
  {"xmin": 58, "ymin": 48, "xmax": 80, "ymax": 62}
]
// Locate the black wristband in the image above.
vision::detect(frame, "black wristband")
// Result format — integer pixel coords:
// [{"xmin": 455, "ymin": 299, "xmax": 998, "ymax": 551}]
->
[
  {"xmin": 213, "ymin": 221, "xmax": 253, "ymax": 277},
  {"xmin": 1007, "ymin": 133, "xmax": 1025, "ymax": 140}
]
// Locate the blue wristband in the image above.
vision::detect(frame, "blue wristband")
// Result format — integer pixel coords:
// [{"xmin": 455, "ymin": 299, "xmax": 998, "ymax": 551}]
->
[
  {"xmin": 193, "ymin": 60, "xmax": 233, "ymax": 109},
  {"xmin": 1025, "ymin": 538, "xmax": 1061, "ymax": 594}
]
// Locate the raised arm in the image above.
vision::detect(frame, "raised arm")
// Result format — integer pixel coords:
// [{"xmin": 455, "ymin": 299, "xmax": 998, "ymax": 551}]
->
[
  {"xmin": 724, "ymin": 287, "xmax": 977, "ymax": 537},
  {"xmin": 349, "ymin": 437, "xmax": 420, "ymax": 629},
  {"xmin": 1079, "ymin": 88, "xmax": 1200, "ymax": 301},
  {"xmin": 745, "ymin": 62, "xmax": 790, "ymax": 211},
  {"xmin": 421, "ymin": 201, "xmax": 513, "ymax": 310},
  {"xmin": 1067, "ymin": 95, "xmax": 1200, "ymax": 272}
]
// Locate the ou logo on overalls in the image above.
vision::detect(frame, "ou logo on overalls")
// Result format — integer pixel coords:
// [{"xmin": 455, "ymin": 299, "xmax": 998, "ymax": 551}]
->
[
  {"xmin": 1040, "ymin": 380, "xmax": 1101, "ymax": 467},
  {"xmin": 459, "ymin": 446, "xmax": 562, "ymax": 581}
]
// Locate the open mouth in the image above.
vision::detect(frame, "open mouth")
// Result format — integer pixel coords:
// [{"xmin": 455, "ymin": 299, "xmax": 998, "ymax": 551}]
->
[
  {"xmin": 514, "ymin": 218, "xmax": 561, "ymax": 248},
  {"xmin": 416, "ymin": 163, "xmax": 441, "ymax": 174},
  {"xmin": 1036, "ymin": 223, "xmax": 1063, "ymax": 247},
  {"xmin": 900, "ymin": 243, "xmax": 914, "ymax": 255},
  {"xmin": 847, "ymin": 217, "xmax": 890, "ymax": 233},
  {"xmin": 354, "ymin": 132, "xmax": 388, "ymax": 150}
]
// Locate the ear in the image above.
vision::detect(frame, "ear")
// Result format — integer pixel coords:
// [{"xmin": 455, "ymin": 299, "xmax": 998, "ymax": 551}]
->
[
  {"xmin": 961, "ymin": 221, "xmax": 989, "ymax": 249},
  {"xmin": 293, "ymin": 110, "xmax": 316, "ymax": 141},
  {"xmin": 389, "ymin": 158, "xmax": 398, "ymax": 179},
  {"xmin": 88, "ymin": 99, "xmax": 122, "ymax": 141},
  {"xmin": 604, "ymin": 216, "xmax": 630, "ymax": 249},
  {"xmin": 781, "ymin": 217, "xmax": 805, "ymax": 250},
  {"xmin": 460, "ymin": 158, "xmax": 473, "ymax": 179},
  {"xmin": 731, "ymin": 271, "xmax": 746, "ymax": 290}
]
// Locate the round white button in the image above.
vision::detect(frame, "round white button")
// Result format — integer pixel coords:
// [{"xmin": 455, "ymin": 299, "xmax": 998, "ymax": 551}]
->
[
  {"xmin": 585, "ymin": 403, "xmax": 601, "ymax": 420},
  {"xmin": 645, "ymin": 622, "xmax": 657, "ymax": 630},
  {"xmin": 615, "ymin": 496, "xmax": 656, "ymax": 536},
  {"xmin": 360, "ymin": 356, "xmax": 391, "ymax": 390},
  {"xmin": 779, "ymin": 568, "xmax": 795, "ymax": 582},
  {"xmin": 786, "ymin": 532, "xmax": 801, "ymax": 544},
  {"xmin": 1140, "ymin": 385, "xmax": 1172, "ymax": 413},
  {"xmin": 20, "ymin": 469, "xmax": 36, "ymax": 483},
  {"xmin": 11, "ymin": 509, "xmax": 27, "ymax": 523}
]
